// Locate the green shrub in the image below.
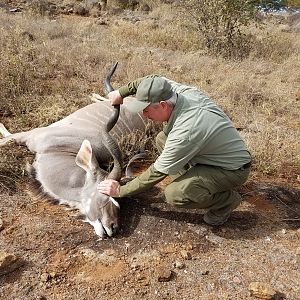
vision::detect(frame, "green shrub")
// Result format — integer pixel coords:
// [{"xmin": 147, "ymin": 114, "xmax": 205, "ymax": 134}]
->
[{"xmin": 176, "ymin": 0, "xmax": 259, "ymax": 58}]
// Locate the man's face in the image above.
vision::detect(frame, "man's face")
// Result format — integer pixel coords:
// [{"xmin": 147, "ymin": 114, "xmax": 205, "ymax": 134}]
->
[{"xmin": 142, "ymin": 102, "xmax": 172, "ymax": 123}]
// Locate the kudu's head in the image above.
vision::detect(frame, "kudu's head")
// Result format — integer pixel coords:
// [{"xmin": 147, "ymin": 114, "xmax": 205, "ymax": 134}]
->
[{"xmin": 75, "ymin": 140, "xmax": 120, "ymax": 238}]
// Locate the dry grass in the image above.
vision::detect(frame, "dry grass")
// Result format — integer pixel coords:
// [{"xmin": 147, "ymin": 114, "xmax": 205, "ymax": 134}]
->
[{"xmin": 0, "ymin": 4, "xmax": 299, "ymax": 183}]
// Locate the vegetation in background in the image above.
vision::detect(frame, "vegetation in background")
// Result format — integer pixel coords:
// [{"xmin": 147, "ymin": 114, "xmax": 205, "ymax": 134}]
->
[
  {"xmin": 288, "ymin": 0, "xmax": 300, "ymax": 7},
  {"xmin": 258, "ymin": 0, "xmax": 300, "ymax": 9},
  {"xmin": 177, "ymin": 0, "xmax": 260, "ymax": 58},
  {"xmin": 0, "ymin": 1, "xmax": 299, "ymax": 187}
]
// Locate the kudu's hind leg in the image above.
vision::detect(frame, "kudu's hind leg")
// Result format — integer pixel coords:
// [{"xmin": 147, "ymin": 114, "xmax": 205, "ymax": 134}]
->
[
  {"xmin": 0, "ymin": 123, "xmax": 30, "ymax": 147},
  {"xmin": 0, "ymin": 123, "xmax": 11, "ymax": 137},
  {"xmin": 0, "ymin": 123, "xmax": 14, "ymax": 146}
]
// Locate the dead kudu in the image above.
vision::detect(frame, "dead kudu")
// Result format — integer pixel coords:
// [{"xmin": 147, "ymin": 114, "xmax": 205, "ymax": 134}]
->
[{"xmin": 0, "ymin": 63, "xmax": 147, "ymax": 239}]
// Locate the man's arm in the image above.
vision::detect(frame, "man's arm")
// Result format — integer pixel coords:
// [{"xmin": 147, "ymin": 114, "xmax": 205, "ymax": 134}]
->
[
  {"xmin": 97, "ymin": 164, "xmax": 167, "ymax": 198},
  {"xmin": 119, "ymin": 164, "xmax": 167, "ymax": 197}
]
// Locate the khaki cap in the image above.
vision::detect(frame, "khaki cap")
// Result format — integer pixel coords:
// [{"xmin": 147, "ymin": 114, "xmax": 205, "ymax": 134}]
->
[{"xmin": 125, "ymin": 77, "xmax": 173, "ymax": 113}]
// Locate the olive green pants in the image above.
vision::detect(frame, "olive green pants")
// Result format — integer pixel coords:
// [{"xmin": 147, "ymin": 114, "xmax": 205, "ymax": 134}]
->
[{"xmin": 156, "ymin": 131, "xmax": 250, "ymax": 215}]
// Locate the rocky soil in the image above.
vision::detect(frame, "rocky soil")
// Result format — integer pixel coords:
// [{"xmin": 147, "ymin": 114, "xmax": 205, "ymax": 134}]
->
[{"xmin": 0, "ymin": 176, "xmax": 299, "ymax": 300}]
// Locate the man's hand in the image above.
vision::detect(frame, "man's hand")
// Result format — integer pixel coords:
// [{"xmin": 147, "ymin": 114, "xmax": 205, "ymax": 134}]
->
[
  {"xmin": 97, "ymin": 179, "xmax": 120, "ymax": 197},
  {"xmin": 108, "ymin": 90, "xmax": 123, "ymax": 105}
]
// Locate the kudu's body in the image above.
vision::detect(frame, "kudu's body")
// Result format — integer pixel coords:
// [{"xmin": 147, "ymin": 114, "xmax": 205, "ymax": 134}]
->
[{"xmin": 0, "ymin": 65, "xmax": 147, "ymax": 238}]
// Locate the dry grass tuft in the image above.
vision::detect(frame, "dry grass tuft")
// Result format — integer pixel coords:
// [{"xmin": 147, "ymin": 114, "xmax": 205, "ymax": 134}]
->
[{"xmin": 118, "ymin": 121, "xmax": 162, "ymax": 165}]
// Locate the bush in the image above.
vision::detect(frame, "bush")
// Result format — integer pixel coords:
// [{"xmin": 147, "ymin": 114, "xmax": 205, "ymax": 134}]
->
[{"xmin": 177, "ymin": 0, "xmax": 259, "ymax": 58}]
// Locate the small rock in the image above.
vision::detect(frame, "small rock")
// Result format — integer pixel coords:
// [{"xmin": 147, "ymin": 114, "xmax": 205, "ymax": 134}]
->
[
  {"xmin": 157, "ymin": 267, "xmax": 173, "ymax": 282},
  {"xmin": 248, "ymin": 282, "xmax": 276, "ymax": 299},
  {"xmin": 0, "ymin": 218, "xmax": 3, "ymax": 231},
  {"xmin": 174, "ymin": 260, "xmax": 185, "ymax": 269},
  {"xmin": 0, "ymin": 251, "xmax": 24, "ymax": 276},
  {"xmin": 40, "ymin": 272, "xmax": 49, "ymax": 282},
  {"xmin": 130, "ymin": 262, "xmax": 140, "ymax": 271},
  {"xmin": 205, "ymin": 233, "xmax": 226, "ymax": 245},
  {"xmin": 185, "ymin": 243, "xmax": 193, "ymax": 250},
  {"xmin": 180, "ymin": 250, "xmax": 192, "ymax": 260}
]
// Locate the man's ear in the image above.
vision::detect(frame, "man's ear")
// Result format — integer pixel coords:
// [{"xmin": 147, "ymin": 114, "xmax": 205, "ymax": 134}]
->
[
  {"xmin": 159, "ymin": 101, "xmax": 168, "ymax": 109},
  {"xmin": 160, "ymin": 101, "xmax": 173, "ymax": 112}
]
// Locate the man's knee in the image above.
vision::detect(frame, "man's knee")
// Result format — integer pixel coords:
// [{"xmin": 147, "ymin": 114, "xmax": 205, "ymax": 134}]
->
[
  {"xmin": 164, "ymin": 183, "xmax": 179, "ymax": 206},
  {"xmin": 164, "ymin": 181, "xmax": 211, "ymax": 208}
]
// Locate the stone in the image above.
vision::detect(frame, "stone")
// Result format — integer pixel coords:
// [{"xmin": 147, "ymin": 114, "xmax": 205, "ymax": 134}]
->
[
  {"xmin": 205, "ymin": 233, "xmax": 226, "ymax": 245},
  {"xmin": 180, "ymin": 250, "xmax": 192, "ymax": 260},
  {"xmin": 40, "ymin": 272, "xmax": 49, "ymax": 282},
  {"xmin": 174, "ymin": 260, "xmax": 185, "ymax": 269},
  {"xmin": 0, "ymin": 251, "xmax": 24, "ymax": 276},
  {"xmin": 248, "ymin": 282, "xmax": 276, "ymax": 299},
  {"xmin": 0, "ymin": 218, "xmax": 4, "ymax": 231},
  {"xmin": 157, "ymin": 267, "xmax": 173, "ymax": 282}
]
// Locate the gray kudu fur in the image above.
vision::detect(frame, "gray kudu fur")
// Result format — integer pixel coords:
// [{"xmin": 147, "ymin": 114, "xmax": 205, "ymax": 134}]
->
[{"xmin": 0, "ymin": 63, "xmax": 147, "ymax": 239}]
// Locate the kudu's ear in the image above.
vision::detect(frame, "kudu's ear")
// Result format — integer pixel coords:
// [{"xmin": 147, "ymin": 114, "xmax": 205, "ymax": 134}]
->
[{"xmin": 75, "ymin": 140, "xmax": 98, "ymax": 172}]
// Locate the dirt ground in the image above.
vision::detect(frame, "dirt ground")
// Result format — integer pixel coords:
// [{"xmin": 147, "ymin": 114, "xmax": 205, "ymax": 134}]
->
[{"xmin": 0, "ymin": 174, "xmax": 299, "ymax": 300}]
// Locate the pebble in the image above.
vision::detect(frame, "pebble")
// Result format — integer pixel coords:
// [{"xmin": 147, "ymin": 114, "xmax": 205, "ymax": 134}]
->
[
  {"xmin": 174, "ymin": 260, "xmax": 185, "ymax": 269},
  {"xmin": 157, "ymin": 267, "xmax": 173, "ymax": 282},
  {"xmin": 40, "ymin": 272, "xmax": 49, "ymax": 282},
  {"xmin": 0, "ymin": 218, "xmax": 3, "ymax": 231},
  {"xmin": 205, "ymin": 233, "xmax": 226, "ymax": 245},
  {"xmin": 130, "ymin": 262, "xmax": 141, "ymax": 271},
  {"xmin": 0, "ymin": 251, "xmax": 24, "ymax": 276},
  {"xmin": 248, "ymin": 282, "xmax": 276, "ymax": 299},
  {"xmin": 180, "ymin": 250, "xmax": 192, "ymax": 260}
]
